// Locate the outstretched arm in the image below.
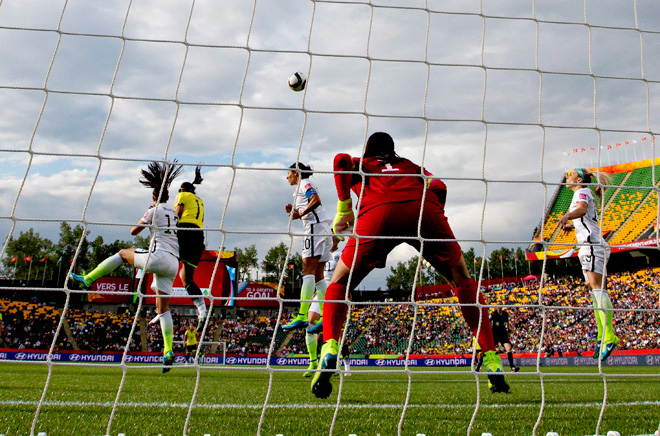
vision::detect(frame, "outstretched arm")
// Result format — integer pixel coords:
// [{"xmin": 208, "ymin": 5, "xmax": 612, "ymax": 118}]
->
[{"xmin": 333, "ymin": 153, "xmax": 356, "ymax": 236}]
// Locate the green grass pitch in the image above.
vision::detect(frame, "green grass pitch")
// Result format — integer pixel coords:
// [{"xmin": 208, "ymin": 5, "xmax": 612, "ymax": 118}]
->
[{"xmin": 0, "ymin": 363, "xmax": 658, "ymax": 436}]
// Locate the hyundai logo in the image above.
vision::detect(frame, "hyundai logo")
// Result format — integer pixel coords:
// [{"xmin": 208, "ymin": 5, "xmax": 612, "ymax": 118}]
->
[
  {"xmin": 276, "ymin": 358, "xmax": 287, "ymax": 365},
  {"xmin": 69, "ymin": 354, "xmax": 81, "ymax": 361},
  {"xmin": 226, "ymin": 357, "xmax": 237, "ymax": 365},
  {"xmin": 125, "ymin": 356, "xmax": 133, "ymax": 363},
  {"xmin": 646, "ymin": 355, "xmax": 654, "ymax": 365},
  {"xmin": 15, "ymin": 353, "xmax": 26, "ymax": 360},
  {"xmin": 425, "ymin": 359, "xmax": 435, "ymax": 366},
  {"xmin": 375, "ymin": 359, "xmax": 386, "ymax": 366}
]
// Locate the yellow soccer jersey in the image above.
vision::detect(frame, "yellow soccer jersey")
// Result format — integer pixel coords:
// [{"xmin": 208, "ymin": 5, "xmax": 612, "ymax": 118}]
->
[
  {"xmin": 185, "ymin": 328, "xmax": 198, "ymax": 346},
  {"xmin": 174, "ymin": 191, "xmax": 204, "ymax": 228}
]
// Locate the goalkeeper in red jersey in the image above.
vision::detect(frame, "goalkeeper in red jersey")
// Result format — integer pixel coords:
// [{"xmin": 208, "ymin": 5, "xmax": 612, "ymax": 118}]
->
[{"xmin": 311, "ymin": 132, "xmax": 509, "ymax": 398}]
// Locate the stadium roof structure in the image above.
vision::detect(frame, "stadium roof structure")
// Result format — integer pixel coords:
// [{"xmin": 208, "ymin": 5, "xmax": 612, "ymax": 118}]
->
[{"xmin": 527, "ymin": 157, "xmax": 660, "ymax": 262}]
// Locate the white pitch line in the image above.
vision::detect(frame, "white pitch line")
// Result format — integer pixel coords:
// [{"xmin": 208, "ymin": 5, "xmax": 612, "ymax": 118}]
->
[{"xmin": 2, "ymin": 399, "xmax": 660, "ymax": 410}]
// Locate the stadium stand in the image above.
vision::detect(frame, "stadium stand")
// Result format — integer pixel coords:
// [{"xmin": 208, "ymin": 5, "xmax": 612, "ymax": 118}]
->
[
  {"xmin": 536, "ymin": 159, "xmax": 660, "ymax": 254},
  {"xmin": 1, "ymin": 267, "xmax": 658, "ymax": 356}
]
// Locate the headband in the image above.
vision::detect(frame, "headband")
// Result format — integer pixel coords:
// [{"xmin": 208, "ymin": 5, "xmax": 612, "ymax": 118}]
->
[{"xmin": 576, "ymin": 168, "xmax": 590, "ymax": 182}]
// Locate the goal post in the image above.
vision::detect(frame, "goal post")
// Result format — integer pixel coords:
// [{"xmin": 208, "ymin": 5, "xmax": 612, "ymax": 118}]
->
[{"xmin": 0, "ymin": 1, "xmax": 659, "ymax": 436}]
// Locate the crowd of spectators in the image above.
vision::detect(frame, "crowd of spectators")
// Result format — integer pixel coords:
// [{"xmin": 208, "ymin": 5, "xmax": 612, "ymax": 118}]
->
[{"xmin": 1, "ymin": 267, "xmax": 658, "ymax": 356}]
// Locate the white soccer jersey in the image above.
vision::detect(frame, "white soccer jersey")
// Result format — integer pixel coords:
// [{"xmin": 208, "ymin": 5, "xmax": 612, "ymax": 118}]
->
[
  {"xmin": 293, "ymin": 178, "xmax": 331, "ymax": 225},
  {"xmin": 569, "ymin": 188, "xmax": 606, "ymax": 254},
  {"xmin": 140, "ymin": 204, "xmax": 180, "ymax": 258},
  {"xmin": 324, "ymin": 248, "xmax": 343, "ymax": 283}
]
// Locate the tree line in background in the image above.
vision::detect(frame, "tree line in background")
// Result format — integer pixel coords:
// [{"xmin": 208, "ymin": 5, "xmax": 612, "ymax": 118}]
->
[
  {"xmin": 1, "ymin": 223, "xmax": 145, "ymax": 283},
  {"xmin": 2, "ymin": 226, "xmax": 536, "ymax": 291}
]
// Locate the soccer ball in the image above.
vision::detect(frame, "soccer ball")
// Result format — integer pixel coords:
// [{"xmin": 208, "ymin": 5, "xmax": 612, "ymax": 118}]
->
[{"xmin": 288, "ymin": 71, "xmax": 307, "ymax": 92}]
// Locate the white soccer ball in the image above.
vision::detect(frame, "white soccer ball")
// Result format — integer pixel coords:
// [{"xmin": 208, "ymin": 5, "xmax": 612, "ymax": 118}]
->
[{"xmin": 288, "ymin": 71, "xmax": 307, "ymax": 92}]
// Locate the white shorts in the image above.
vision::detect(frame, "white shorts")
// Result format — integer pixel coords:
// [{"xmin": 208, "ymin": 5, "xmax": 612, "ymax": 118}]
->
[
  {"xmin": 133, "ymin": 249, "xmax": 179, "ymax": 294},
  {"xmin": 302, "ymin": 221, "xmax": 332, "ymax": 262},
  {"xmin": 579, "ymin": 246, "xmax": 609, "ymax": 277},
  {"xmin": 309, "ymin": 295, "xmax": 321, "ymax": 316}
]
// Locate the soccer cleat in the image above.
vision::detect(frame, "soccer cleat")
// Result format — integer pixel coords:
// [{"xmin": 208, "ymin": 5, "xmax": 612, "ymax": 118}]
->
[
  {"xmin": 162, "ymin": 350, "xmax": 175, "ymax": 373},
  {"xmin": 511, "ymin": 366, "xmax": 520, "ymax": 372},
  {"xmin": 69, "ymin": 273, "xmax": 91, "ymax": 289},
  {"xmin": 303, "ymin": 360, "xmax": 318, "ymax": 378},
  {"xmin": 282, "ymin": 314, "xmax": 308, "ymax": 331},
  {"xmin": 311, "ymin": 339, "xmax": 338, "ymax": 399},
  {"xmin": 600, "ymin": 336, "xmax": 621, "ymax": 361},
  {"xmin": 592, "ymin": 341, "xmax": 601, "ymax": 359},
  {"xmin": 307, "ymin": 319, "xmax": 323, "ymax": 335},
  {"xmin": 483, "ymin": 350, "xmax": 510, "ymax": 394},
  {"xmin": 148, "ymin": 313, "xmax": 162, "ymax": 325}
]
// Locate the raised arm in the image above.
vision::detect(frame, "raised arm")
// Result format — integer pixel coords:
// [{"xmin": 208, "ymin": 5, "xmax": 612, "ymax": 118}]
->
[{"xmin": 332, "ymin": 153, "xmax": 356, "ymax": 236}]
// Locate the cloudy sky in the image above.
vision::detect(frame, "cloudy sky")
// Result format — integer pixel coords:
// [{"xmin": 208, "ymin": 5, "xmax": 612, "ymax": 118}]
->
[{"xmin": 0, "ymin": 0, "xmax": 659, "ymax": 289}]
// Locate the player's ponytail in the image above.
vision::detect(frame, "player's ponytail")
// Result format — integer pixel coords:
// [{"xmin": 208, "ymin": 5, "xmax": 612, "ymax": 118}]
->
[
  {"xmin": 579, "ymin": 168, "xmax": 611, "ymax": 199},
  {"xmin": 289, "ymin": 162, "xmax": 313, "ymax": 179},
  {"xmin": 180, "ymin": 166, "xmax": 203, "ymax": 193},
  {"xmin": 140, "ymin": 160, "xmax": 183, "ymax": 203}
]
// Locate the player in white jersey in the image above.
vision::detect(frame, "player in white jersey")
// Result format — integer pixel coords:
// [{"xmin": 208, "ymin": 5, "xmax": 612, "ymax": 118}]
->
[
  {"xmin": 304, "ymin": 236, "xmax": 343, "ymax": 377},
  {"xmin": 557, "ymin": 167, "xmax": 619, "ymax": 361},
  {"xmin": 282, "ymin": 162, "xmax": 333, "ymax": 334},
  {"xmin": 70, "ymin": 161, "xmax": 184, "ymax": 372}
]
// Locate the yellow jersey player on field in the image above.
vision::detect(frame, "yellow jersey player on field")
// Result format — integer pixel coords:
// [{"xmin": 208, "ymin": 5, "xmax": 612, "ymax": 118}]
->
[
  {"xmin": 174, "ymin": 166, "xmax": 207, "ymax": 326},
  {"xmin": 184, "ymin": 323, "xmax": 199, "ymax": 363}
]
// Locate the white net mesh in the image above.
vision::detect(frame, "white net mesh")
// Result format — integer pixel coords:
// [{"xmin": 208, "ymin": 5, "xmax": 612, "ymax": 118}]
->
[{"xmin": 1, "ymin": 1, "xmax": 659, "ymax": 435}]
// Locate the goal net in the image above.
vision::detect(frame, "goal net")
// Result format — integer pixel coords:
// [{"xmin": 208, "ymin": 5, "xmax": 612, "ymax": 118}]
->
[{"xmin": 0, "ymin": 1, "xmax": 659, "ymax": 436}]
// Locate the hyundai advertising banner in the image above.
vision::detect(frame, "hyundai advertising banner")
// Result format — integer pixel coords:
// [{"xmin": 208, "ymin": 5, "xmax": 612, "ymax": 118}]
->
[{"xmin": 2, "ymin": 351, "xmax": 659, "ymax": 367}]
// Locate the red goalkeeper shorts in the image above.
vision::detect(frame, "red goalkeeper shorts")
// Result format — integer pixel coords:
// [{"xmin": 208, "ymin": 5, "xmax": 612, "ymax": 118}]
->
[{"xmin": 340, "ymin": 199, "xmax": 462, "ymax": 275}]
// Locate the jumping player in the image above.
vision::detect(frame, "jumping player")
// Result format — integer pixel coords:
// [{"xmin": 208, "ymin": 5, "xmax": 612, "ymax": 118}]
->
[
  {"xmin": 282, "ymin": 163, "xmax": 333, "ymax": 331},
  {"xmin": 70, "ymin": 161, "xmax": 183, "ymax": 373},
  {"xmin": 305, "ymin": 236, "xmax": 342, "ymax": 377},
  {"xmin": 557, "ymin": 168, "xmax": 619, "ymax": 361},
  {"xmin": 174, "ymin": 166, "xmax": 207, "ymax": 325},
  {"xmin": 311, "ymin": 132, "xmax": 509, "ymax": 398}
]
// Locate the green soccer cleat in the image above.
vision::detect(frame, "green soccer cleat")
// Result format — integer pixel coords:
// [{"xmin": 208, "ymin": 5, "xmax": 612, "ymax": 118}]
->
[
  {"xmin": 282, "ymin": 314, "xmax": 308, "ymax": 331},
  {"xmin": 69, "ymin": 272, "xmax": 91, "ymax": 289},
  {"xmin": 303, "ymin": 360, "xmax": 318, "ymax": 378},
  {"xmin": 600, "ymin": 336, "xmax": 621, "ymax": 361},
  {"xmin": 162, "ymin": 350, "xmax": 175, "ymax": 373},
  {"xmin": 483, "ymin": 350, "xmax": 510, "ymax": 394},
  {"xmin": 311, "ymin": 339, "xmax": 338, "ymax": 399},
  {"xmin": 307, "ymin": 318, "xmax": 323, "ymax": 334}
]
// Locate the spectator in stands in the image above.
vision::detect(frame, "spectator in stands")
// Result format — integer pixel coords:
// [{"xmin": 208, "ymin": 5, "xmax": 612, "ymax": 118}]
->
[{"xmin": 558, "ymin": 168, "xmax": 619, "ymax": 361}]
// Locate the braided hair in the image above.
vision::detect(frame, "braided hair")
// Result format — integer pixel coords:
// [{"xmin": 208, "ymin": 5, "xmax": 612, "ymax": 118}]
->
[{"xmin": 139, "ymin": 160, "xmax": 183, "ymax": 203}]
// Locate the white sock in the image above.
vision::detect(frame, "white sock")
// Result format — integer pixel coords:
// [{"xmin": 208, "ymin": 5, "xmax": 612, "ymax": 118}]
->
[
  {"xmin": 315, "ymin": 279, "xmax": 327, "ymax": 313},
  {"xmin": 299, "ymin": 274, "xmax": 315, "ymax": 315},
  {"xmin": 159, "ymin": 311, "xmax": 174, "ymax": 353}
]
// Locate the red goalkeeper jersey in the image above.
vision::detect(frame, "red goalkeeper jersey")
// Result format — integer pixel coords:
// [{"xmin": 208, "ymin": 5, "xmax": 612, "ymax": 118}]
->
[{"xmin": 333, "ymin": 153, "xmax": 446, "ymax": 216}]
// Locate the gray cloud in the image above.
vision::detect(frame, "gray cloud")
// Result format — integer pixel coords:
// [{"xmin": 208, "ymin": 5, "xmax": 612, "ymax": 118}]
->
[{"xmin": 1, "ymin": 1, "xmax": 659, "ymax": 289}]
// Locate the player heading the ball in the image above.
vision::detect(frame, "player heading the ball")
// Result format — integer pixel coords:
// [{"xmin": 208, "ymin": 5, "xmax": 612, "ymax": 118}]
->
[
  {"xmin": 69, "ymin": 161, "xmax": 183, "ymax": 373},
  {"xmin": 174, "ymin": 166, "xmax": 208, "ymax": 327},
  {"xmin": 282, "ymin": 163, "xmax": 333, "ymax": 332},
  {"xmin": 311, "ymin": 132, "xmax": 510, "ymax": 399}
]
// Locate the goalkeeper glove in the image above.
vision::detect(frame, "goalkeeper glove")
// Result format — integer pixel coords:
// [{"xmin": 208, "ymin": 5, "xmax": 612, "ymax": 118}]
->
[{"xmin": 333, "ymin": 198, "xmax": 353, "ymax": 239}]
